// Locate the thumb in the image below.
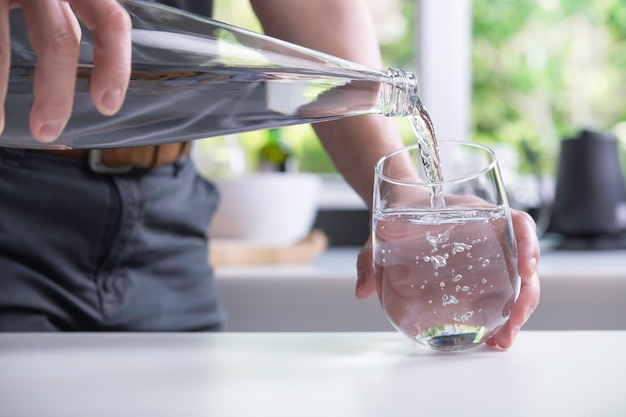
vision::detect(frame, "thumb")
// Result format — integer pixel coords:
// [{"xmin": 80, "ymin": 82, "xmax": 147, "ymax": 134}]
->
[{"xmin": 355, "ymin": 238, "xmax": 377, "ymax": 299}]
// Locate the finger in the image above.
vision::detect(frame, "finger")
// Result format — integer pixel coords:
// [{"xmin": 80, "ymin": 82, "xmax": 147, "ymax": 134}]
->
[
  {"xmin": 0, "ymin": 1, "xmax": 9, "ymax": 135},
  {"xmin": 512, "ymin": 209, "xmax": 540, "ymax": 280},
  {"xmin": 355, "ymin": 239, "xmax": 377, "ymax": 300},
  {"xmin": 69, "ymin": 0, "xmax": 131, "ymax": 116},
  {"xmin": 491, "ymin": 210, "xmax": 541, "ymax": 349},
  {"xmin": 61, "ymin": 2, "xmax": 82, "ymax": 40},
  {"xmin": 491, "ymin": 271, "xmax": 540, "ymax": 349},
  {"xmin": 21, "ymin": 0, "xmax": 81, "ymax": 142},
  {"xmin": 511, "ymin": 210, "xmax": 541, "ymax": 328}
]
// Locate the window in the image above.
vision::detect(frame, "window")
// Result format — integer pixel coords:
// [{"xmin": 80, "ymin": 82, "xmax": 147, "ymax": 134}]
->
[
  {"xmin": 472, "ymin": 0, "xmax": 626, "ymax": 175},
  {"xmin": 207, "ymin": 1, "xmax": 626, "ymax": 178}
]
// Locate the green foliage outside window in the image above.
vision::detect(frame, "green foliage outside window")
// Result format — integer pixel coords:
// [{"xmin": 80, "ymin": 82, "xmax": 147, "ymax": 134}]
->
[
  {"xmin": 472, "ymin": 0, "xmax": 626, "ymax": 174},
  {"xmin": 206, "ymin": 0, "xmax": 626, "ymax": 175}
]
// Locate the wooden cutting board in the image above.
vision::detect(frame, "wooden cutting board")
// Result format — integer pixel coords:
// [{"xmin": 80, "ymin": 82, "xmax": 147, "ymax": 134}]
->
[{"xmin": 209, "ymin": 229, "xmax": 328, "ymax": 266}]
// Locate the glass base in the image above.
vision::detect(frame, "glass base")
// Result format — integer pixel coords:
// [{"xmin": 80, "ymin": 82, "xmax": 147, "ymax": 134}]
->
[{"xmin": 416, "ymin": 324, "xmax": 489, "ymax": 351}]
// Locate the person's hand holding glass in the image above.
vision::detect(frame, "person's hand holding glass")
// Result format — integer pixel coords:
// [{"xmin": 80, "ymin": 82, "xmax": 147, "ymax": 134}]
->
[{"xmin": 367, "ymin": 141, "xmax": 538, "ymax": 351}]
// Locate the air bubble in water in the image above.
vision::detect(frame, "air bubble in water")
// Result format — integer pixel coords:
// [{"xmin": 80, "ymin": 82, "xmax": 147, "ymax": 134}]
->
[
  {"xmin": 452, "ymin": 274, "xmax": 462, "ymax": 282},
  {"xmin": 442, "ymin": 294, "xmax": 459, "ymax": 306},
  {"xmin": 452, "ymin": 242, "xmax": 472, "ymax": 254},
  {"xmin": 426, "ymin": 226, "xmax": 454, "ymax": 247},
  {"xmin": 453, "ymin": 311, "xmax": 474, "ymax": 323},
  {"xmin": 482, "ymin": 259, "xmax": 490, "ymax": 267},
  {"xmin": 431, "ymin": 255, "xmax": 447, "ymax": 269}
]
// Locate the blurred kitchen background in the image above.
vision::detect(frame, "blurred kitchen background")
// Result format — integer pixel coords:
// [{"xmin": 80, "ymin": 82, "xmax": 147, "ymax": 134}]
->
[
  {"xmin": 190, "ymin": 0, "xmax": 626, "ymax": 333},
  {"xmin": 193, "ymin": 0, "xmax": 626, "ymax": 248}
]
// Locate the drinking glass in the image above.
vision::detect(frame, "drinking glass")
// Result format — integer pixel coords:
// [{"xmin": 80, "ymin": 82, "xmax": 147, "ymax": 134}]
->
[{"xmin": 372, "ymin": 141, "xmax": 520, "ymax": 351}]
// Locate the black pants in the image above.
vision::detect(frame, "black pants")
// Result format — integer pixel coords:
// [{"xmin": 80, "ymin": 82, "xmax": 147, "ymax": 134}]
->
[{"xmin": 0, "ymin": 147, "xmax": 226, "ymax": 331}]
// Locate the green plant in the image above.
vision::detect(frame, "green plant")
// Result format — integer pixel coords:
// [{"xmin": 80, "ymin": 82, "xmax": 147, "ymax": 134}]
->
[{"xmin": 472, "ymin": 0, "xmax": 626, "ymax": 174}]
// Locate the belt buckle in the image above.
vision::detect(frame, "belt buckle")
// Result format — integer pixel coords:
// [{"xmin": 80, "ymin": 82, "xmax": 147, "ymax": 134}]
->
[{"xmin": 88, "ymin": 149, "xmax": 133, "ymax": 174}]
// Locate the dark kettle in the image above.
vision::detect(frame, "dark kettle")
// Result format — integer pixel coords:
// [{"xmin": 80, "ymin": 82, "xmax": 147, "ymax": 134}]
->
[{"xmin": 548, "ymin": 129, "xmax": 626, "ymax": 249}]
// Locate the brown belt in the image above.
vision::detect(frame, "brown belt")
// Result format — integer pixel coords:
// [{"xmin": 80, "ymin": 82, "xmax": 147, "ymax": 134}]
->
[{"xmin": 41, "ymin": 142, "xmax": 191, "ymax": 173}]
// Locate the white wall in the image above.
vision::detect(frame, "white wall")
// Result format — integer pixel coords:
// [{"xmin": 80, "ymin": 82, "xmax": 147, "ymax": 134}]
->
[{"xmin": 416, "ymin": 0, "xmax": 472, "ymax": 142}]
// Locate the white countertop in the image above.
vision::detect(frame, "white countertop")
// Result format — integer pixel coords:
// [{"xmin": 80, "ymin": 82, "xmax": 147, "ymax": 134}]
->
[
  {"xmin": 216, "ymin": 242, "xmax": 626, "ymax": 281},
  {"xmin": 215, "ymin": 245, "xmax": 626, "ymax": 332},
  {"xmin": 1, "ymin": 331, "xmax": 624, "ymax": 417}
]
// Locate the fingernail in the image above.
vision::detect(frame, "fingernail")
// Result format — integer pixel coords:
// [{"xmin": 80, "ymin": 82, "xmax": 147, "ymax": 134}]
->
[
  {"xmin": 100, "ymin": 89, "xmax": 123, "ymax": 115},
  {"xmin": 355, "ymin": 272, "xmax": 366, "ymax": 294},
  {"xmin": 38, "ymin": 121, "xmax": 65, "ymax": 143},
  {"xmin": 513, "ymin": 327, "xmax": 520, "ymax": 340}
]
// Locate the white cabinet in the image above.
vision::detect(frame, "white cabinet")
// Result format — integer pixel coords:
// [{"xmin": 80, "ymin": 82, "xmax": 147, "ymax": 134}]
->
[{"xmin": 216, "ymin": 246, "xmax": 626, "ymax": 332}]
